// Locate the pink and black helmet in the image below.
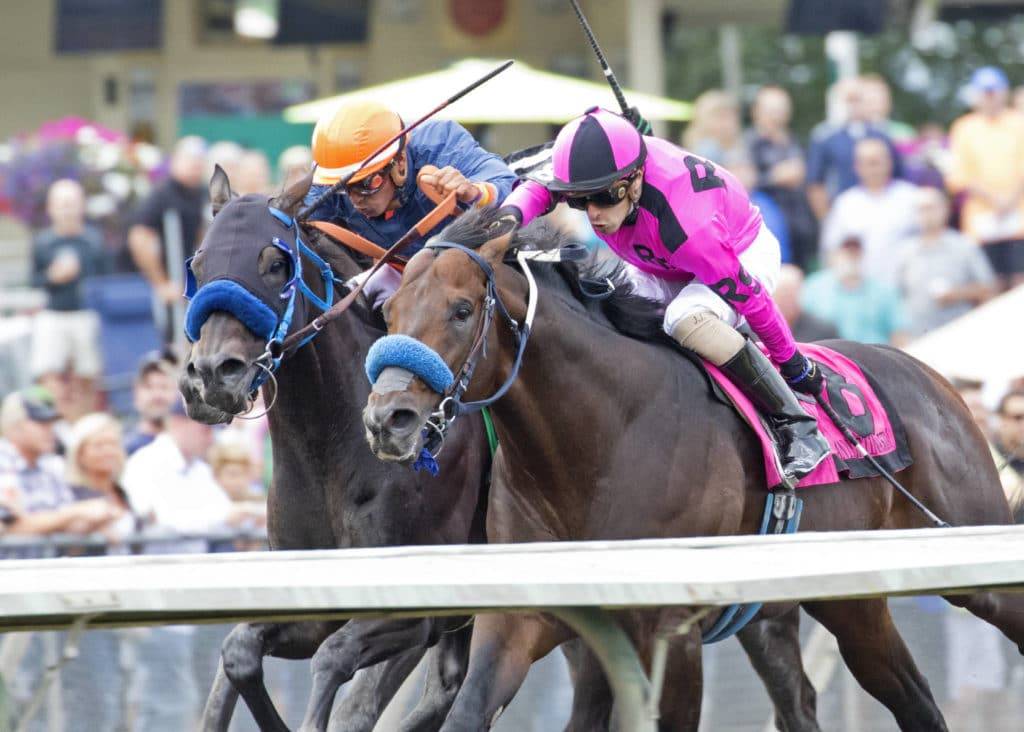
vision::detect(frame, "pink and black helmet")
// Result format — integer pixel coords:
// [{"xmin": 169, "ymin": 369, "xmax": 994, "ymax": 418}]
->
[{"xmin": 549, "ymin": 107, "xmax": 647, "ymax": 195}]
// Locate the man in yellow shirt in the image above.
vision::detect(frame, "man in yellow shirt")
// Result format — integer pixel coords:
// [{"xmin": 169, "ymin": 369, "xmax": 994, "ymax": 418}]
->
[{"xmin": 947, "ymin": 66, "xmax": 1024, "ymax": 288}]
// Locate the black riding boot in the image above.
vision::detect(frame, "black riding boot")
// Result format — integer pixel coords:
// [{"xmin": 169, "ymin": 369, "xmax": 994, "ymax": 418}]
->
[{"xmin": 720, "ymin": 341, "xmax": 830, "ymax": 484}]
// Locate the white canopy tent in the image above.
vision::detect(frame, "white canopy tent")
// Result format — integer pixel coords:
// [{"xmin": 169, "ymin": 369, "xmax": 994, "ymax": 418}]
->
[
  {"xmin": 904, "ymin": 284, "xmax": 1024, "ymax": 383},
  {"xmin": 283, "ymin": 58, "xmax": 692, "ymax": 125}
]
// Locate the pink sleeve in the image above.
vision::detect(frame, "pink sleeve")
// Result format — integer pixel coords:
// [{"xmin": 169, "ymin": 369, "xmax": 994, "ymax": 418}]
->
[
  {"xmin": 670, "ymin": 213, "xmax": 798, "ymax": 364},
  {"xmin": 502, "ymin": 180, "xmax": 553, "ymax": 227}
]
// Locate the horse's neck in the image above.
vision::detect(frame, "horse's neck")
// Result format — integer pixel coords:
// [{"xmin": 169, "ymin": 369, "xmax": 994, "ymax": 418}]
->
[{"xmin": 486, "ymin": 281, "xmax": 709, "ymax": 537}]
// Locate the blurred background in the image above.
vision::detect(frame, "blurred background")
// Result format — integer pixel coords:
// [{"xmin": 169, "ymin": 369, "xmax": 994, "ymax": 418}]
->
[{"xmin": 1, "ymin": 1, "xmax": 1024, "ymax": 730}]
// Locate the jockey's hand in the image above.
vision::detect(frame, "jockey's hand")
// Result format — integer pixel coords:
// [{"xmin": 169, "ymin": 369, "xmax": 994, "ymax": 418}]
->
[
  {"xmin": 624, "ymin": 106, "xmax": 653, "ymax": 136},
  {"xmin": 418, "ymin": 165, "xmax": 480, "ymax": 204},
  {"xmin": 489, "ymin": 206, "xmax": 522, "ymax": 237},
  {"xmin": 780, "ymin": 351, "xmax": 824, "ymax": 396}
]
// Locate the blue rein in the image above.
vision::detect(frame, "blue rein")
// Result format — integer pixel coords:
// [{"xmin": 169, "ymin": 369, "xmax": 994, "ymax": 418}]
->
[{"xmin": 184, "ymin": 206, "xmax": 343, "ymax": 397}]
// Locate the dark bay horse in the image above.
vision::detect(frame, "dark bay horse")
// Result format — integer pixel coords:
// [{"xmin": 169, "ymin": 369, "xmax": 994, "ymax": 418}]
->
[
  {"xmin": 182, "ymin": 172, "xmax": 821, "ymax": 731},
  {"xmin": 180, "ymin": 169, "xmax": 491, "ymax": 732},
  {"xmin": 363, "ymin": 208, "xmax": 1024, "ymax": 731}
]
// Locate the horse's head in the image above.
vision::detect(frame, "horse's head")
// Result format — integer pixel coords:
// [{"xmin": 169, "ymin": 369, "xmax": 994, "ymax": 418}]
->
[
  {"xmin": 363, "ymin": 209, "xmax": 519, "ymax": 462},
  {"xmin": 179, "ymin": 165, "xmax": 317, "ymax": 423}
]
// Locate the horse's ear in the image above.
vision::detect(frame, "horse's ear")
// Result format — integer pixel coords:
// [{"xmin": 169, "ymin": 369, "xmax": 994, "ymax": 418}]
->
[
  {"xmin": 210, "ymin": 164, "xmax": 234, "ymax": 216},
  {"xmin": 479, "ymin": 231, "xmax": 514, "ymax": 264},
  {"xmin": 272, "ymin": 168, "xmax": 314, "ymax": 216}
]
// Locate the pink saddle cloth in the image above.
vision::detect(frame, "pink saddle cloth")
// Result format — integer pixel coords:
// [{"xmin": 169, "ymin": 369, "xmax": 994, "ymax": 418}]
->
[{"xmin": 703, "ymin": 343, "xmax": 912, "ymax": 489}]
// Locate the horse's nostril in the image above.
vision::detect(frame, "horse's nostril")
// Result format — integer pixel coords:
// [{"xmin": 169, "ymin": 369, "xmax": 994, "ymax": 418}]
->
[
  {"xmin": 216, "ymin": 358, "xmax": 247, "ymax": 381},
  {"xmin": 186, "ymin": 362, "xmax": 197, "ymax": 378},
  {"xmin": 386, "ymin": 409, "xmax": 418, "ymax": 434}
]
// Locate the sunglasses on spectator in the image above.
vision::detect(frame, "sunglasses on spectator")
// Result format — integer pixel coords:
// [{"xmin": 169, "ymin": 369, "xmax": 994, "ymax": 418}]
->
[
  {"xmin": 564, "ymin": 174, "xmax": 638, "ymax": 211},
  {"xmin": 346, "ymin": 159, "xmax": 397, "ymax": 197}
]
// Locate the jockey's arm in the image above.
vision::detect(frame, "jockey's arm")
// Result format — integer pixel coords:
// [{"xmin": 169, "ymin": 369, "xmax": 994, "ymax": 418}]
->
[
  {"xmin": 670, "ymin": 215, "xmax": 798, "ymax": 366},
  {"xmin": 500, "ymin": 180, "xmax": 555, "ymax": 228}
]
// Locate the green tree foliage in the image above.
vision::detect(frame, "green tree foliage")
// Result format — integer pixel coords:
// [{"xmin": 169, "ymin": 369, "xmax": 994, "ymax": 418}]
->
[{"xmin": 664, "ymin": 17, "xmax": 1024, "ymax": 139}]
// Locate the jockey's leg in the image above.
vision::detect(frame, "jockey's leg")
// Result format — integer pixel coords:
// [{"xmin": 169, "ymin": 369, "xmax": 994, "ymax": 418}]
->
[
  {"xmin": 664, "ymin": 228, "xmax": 828, "ymax": 484},
  {"xmin": 345, "ymin": 264, "xmax": 403, "ymax": 310}
]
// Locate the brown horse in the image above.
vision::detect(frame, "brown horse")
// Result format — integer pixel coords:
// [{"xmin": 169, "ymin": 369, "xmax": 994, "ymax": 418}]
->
[
  {"xmin": 180, "ymin": 169, "xmax": 491, "ymax": 732},
  {"xmin": 182, "ymin": 172, "xmax": 822, "ymax": 732},
  {"xmin": 364, "ymin": 208, "xmax": 1024, "ymax": 731}
]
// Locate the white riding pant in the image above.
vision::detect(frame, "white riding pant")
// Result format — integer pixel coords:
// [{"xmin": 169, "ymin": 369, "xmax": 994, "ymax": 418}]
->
[
  {"xmin": 623, "ymin": 222, "xmax": 782, "ymax": 335},
  {"xmin": 347, "ymin": 264, "xmax": 403, "ymax": 311}
]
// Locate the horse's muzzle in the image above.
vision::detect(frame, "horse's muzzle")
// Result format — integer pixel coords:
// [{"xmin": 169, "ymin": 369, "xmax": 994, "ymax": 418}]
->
[
  {"xmin": 180, "ymin": 353, "xmax": 253, "ymax": 421},
  {"xmin": 362, "ymin": 397, "xmax": 423, "ymax": 462}
]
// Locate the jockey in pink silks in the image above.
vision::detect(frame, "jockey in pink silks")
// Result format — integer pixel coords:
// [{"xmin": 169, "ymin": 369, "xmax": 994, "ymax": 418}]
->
[{"xmin": 498, "ymin": 107, "xmax": 830, "ymax": 483}]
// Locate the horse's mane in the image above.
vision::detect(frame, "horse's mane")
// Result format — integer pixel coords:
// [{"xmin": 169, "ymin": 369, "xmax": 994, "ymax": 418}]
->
[{"xmin": 435, "ymin": 207, "xmax": 669, "ymax": 343}]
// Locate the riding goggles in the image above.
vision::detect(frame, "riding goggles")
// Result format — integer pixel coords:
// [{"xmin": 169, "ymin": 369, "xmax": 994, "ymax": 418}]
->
[
  {"xmin": 563, "ymin": 173, "xmax": 637, "ymax": 210},
  {"xmin": 346, "ymin": 159, "xmax": 396, "ymax": 197}
]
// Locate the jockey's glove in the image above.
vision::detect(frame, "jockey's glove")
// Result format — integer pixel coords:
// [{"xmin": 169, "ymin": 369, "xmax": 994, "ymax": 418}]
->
[
  {"xmin": 625, "ymin": 107, "xmax": 653, "ymax": 136},
  {"xmin": 780, "ymin": 351, "xmax": 824, "ymax": 396},
  {"xmin": 489, "ymin": 206, "xmax": 522, "ymax": 237}
]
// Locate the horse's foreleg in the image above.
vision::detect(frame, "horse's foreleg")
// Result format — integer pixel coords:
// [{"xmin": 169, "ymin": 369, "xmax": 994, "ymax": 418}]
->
[
  {"xmin": 945, "ymin": 591, "xmax": 1024, "ymax": 655},
  {"xmin": 645, "ymin": 630, "xmax": 704, "ymax": 732},
  {"xmin": 216, "ymin": 620, "xmax": 339, "ymax": 732},
  {"xmin": 737, "ymin": 608, "xmax": 821, "ymax": 732},
  {"xmin": 398, "ymin": 622, "xmax": 473, "ymax": 732},
  {"xmin": 803, "ymin": 599, "xmax": 947, "ymax": 732},
  {"xmin": 299, "ymin": 617, "xmax": 442, "ymax": 732},
  {"xmin": 440, "ymin": 612, "xmax": 567, "ymax": 732},
  {"xmin": 328, "ymin": 647, "xmax": 425, "ymax": 732},
  {"xmin": 562, "ymin": 639, "xmax": 613, "ymax": 732},
  {"xmin": 201, "ymin": 660, "xmax": 239, "ymax": 732}
]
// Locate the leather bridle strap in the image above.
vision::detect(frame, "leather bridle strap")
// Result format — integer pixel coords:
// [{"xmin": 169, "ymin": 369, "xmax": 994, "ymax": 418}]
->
[{"xmin": 274, "ymin": 190, "xmax": 458, "ymax": 359}]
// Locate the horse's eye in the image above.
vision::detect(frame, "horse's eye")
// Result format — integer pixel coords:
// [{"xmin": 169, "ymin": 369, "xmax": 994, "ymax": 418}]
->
[
  {"xmin": 452, "ymin": 303, "xmax": 473, "ymax": 323},
  {"xmin": 269, "ymin": 260, "xmax": 286, "ymax": 275}
]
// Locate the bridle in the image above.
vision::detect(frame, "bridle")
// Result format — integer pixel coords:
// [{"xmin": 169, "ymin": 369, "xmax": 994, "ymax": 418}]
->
[
  {"xmin": 184, "ymin": 205, "xmax": 345, "ymax": 404},
  {"xmin": 366, "ymin": 239, "xmax": 589, "ymax": 464}
]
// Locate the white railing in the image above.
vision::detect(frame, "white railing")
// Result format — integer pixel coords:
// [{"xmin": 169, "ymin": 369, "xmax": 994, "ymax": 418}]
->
[{"xmin": 2, "ymin": 525, "xmax": 1023, "ymax": 731}]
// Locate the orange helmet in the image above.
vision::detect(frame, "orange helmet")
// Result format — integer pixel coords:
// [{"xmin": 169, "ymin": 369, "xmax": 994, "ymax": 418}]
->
[{"xmin": 311, "ymin": 101, "xmax": 404, "ymax": 186}]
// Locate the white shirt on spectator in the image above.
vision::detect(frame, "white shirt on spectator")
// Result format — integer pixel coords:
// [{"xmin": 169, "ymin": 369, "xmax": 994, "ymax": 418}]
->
[
  {"xmin": 821, "ymin": 180, "xmax": 920, "ymax": 285},
  {"xmin": 122, "ymin": 433, "xmax": 231, "ymax": 553}
]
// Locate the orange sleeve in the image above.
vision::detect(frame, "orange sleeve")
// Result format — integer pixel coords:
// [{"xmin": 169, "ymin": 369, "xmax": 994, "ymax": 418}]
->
[{"xmin": 945, "ymin": 117, "xmax": 972, "ymax": 195}]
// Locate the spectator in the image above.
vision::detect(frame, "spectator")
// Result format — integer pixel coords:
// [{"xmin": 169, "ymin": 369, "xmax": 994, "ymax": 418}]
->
[
  {"xmin": 807, "ymin": 77, "xmax": 903, "ymax": 218},
  {"xmin": 682, "ymin": 89, "xmax": 756, "ymax": 189},
  {"xmin": 897, "ymin": 187, "xmax": 996, "ymax": 338},
  {"xmin": 992, "ymin": 389, "xmax": 1024, "ymax": 522},
  {"xmin": 1014, "ymin": 85, "xmax": 1024, "ymax": 115},
  {"xmin": 746, "ymin": 86, "xmax": 818, "ymax": 269},
  {"xmin": 29, "ymin": 179, "xmax": 107, "ymax": 421},
  {"xmin": 127, "ymin": 136, "xmax": 208, "ymax": 344},
  {"xmin": 773, "ymin": 264, "xmax": 840, "ymax": 342},
  {"xmin": 65, "ymin": 413, "xmax": 138, "ymax": 541},
  {"xmin": 207, "ymin": 437, "xmax": 266, "ymax": 551},
  {"xmin": 234, "ymin": 149, "xmax": 272, "ymax": 195},
  {"xmin": 801, "ymin": 238, "xmax": 907, "ymax": 345},
  {"xmin": 820, "ymin": 137, "xmax": 919, "ymax": 285},
  {"xmin": 947, "ymin": 66, "xmax": 1024, "ymax": 289},
  {"xmin": 207, "ymin": 140, "xmax": 244, "ymax": 182},
  {"xmin": 860, "ymin": 73, "xmax": 916, "ymax": 143},
  {"xmin": 277, "ymin": 144, "xmax": 313, "ymax": 188},
  {"xmin": 124, "ymin": 350, "xmax": 179, "ymax": 456},
  {"xmin": 122, "ymin": 401, "xmax": 262, "ymax": 548},
  {"xmin": 121, "ymin": 401, "xmax": 264, "ymax": 730},
  {"xmin": 62, "ymin": 413, "xmax": 136, "ymax": 731},
  {"xmin": 0, "ymin": 387, "xmax": 121, "ymax": 541}
]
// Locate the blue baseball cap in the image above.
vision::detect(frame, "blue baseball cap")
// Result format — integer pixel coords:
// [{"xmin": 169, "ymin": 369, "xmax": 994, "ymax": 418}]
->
[{"xmin": 969, "ymin": 66, "xmax": 1009, "ymax": 93}]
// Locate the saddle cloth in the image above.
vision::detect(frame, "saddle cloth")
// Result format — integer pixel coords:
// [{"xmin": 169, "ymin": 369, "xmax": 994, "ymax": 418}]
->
[{"xmin": 703, "ymin": 343, "xmax": 913, "ymax": 489}]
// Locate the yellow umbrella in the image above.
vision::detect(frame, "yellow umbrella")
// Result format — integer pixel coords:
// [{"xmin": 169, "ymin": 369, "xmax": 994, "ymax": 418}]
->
[{"xmin": 284, "ymin": 58, "xmax": 691, "ymax": 125}]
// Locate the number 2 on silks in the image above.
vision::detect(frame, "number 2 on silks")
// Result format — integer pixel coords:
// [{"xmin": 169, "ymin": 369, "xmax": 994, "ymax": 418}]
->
[
  {"xmin": 684, "ymin": 155, "xmax": 726, "ymax": 193},
  {"xmin": 818, "ymin": 363, "xmax": 875, "ymax": 438}
]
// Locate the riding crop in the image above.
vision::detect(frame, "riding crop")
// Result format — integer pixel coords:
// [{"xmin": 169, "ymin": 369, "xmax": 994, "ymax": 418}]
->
[
  {"xmin": 568, "ymin": 0, "xmax": 630, "ymax": 115},
  {"xmin": 814, "ymin": 393, "xmax": 951, "ymax": 528},
  {"xmin": 300, "ymin": 58, "xmax": 514, "ymax": 219}
]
